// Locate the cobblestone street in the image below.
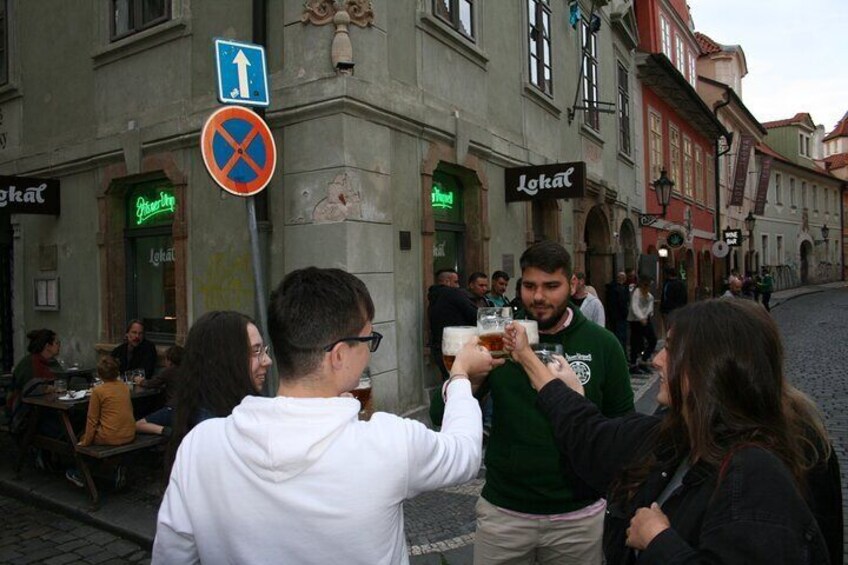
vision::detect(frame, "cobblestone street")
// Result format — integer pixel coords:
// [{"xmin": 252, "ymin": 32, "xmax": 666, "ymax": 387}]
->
[
  {"xmin": 773, "ymin": 287, "xmax": 848, "ymax": 559},
  {"xmin": 0, "ymin": 496, "xmax": 150, "ymax": 565}
]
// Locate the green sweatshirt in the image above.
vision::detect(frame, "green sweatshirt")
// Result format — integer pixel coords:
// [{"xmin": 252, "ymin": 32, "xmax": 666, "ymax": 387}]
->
[{"xmin": 430, "ymin": 306, "xmax": 634, "ymax": 514}]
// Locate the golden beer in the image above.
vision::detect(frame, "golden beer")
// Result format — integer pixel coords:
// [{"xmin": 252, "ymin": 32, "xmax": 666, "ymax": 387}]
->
[
  {"xmin": 441, "ymin": 326, "xmax": 478, "ymax": 371},
  {"xmin": 479, "ymin": 332, "xmax": 506, "ymax": 357}
]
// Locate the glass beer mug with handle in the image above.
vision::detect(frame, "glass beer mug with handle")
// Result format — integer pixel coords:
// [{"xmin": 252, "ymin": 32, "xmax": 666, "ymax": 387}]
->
[
  {"xmin": 441, "ymin": 326, "xmax": 479, "ymax": 371},
  {"xmin": 512, "ymin": 320, "xmax": 540, "ymax": 348},
  {"xmin": 477, "ymin": 307, "xmax": 512, "ymax": 358}
]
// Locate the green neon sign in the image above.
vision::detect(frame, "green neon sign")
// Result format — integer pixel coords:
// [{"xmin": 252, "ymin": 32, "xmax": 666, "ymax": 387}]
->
[
  {"xmin": 135, "ymin": 190, "xmax": 176, "ymax": 226},
  {"xmin": 431, "ymin": 184, "xmax": 455, "ymax": 210}
]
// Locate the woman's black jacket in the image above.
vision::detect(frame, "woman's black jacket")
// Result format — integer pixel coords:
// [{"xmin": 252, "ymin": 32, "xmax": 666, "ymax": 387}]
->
[{"xmin": 536, "ymin": 379, "xmax": 832, "ymax": 564}]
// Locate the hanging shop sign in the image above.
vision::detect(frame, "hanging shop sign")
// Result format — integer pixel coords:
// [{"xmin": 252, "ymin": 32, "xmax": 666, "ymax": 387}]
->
[
  {"xmin": 723, "ymin": 229, "xmax": 742, "ymax": 247},
  {"xmin": 666, "ymin": 230, "xmax": 686, "ymax": 249},
  {"xmin": 728, "ymin": 134, "xmax": 754, "ymax": 207},
  {"xmin": 0, "ymin": 175, "xmax": 60, "ymax": 215},
  {"xmin": 753, "ymin": 156, "xmax": 772, "ymax": 215},
  {"xmin": 504, "ymin": 162, "xmax": 586, "ymax": 203}
]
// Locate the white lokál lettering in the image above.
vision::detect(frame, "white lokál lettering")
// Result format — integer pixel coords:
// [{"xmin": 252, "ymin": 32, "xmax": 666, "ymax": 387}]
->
[
  {"xmin": 0, "ymin": 183, "xmax": 48, "ymax": 208},
  {"xmin": 149, "ymin": 247, "xmax": 176, "ymax": 267},
  {"xmin": 516, "ymin": 169, "xmax": 575, "ymax": 196}
]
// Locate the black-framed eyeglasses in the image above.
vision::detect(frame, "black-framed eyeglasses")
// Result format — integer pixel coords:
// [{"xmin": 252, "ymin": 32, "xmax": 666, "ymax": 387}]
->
[{"xmin": 323, "ymin": 331, "xmax": 383, "ymax": 353}]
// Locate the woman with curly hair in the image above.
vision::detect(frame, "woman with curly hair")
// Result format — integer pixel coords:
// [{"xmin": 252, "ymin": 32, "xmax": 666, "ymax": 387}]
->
[
  {"xmin": 166, "ymin": 311, "xmax": 271, "ymax": 473},
  {"xmin": 505, "ymin": 298, "xmax": 841, "ymax": 564}
]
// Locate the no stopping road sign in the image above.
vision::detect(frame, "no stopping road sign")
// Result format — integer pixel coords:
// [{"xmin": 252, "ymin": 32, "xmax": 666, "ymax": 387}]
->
[{"xmin": 201, "ymin": 106, "xmax": 277, "ymax": 197}]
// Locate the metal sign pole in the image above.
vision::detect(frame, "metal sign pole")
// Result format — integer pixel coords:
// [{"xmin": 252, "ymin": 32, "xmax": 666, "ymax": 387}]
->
[{"xmin": 246, "ymin": 196, "xmax": 274, "ymax": 395}]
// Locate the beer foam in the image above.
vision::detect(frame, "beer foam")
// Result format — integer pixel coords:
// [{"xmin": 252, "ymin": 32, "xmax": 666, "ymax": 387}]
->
[
  {"xmin": 442, "ymin": 326, "xmax": 478, "ymax": 355},
  {"xmin": 514, "ymin": 320, "xmax": 539, "ymax": 345}
]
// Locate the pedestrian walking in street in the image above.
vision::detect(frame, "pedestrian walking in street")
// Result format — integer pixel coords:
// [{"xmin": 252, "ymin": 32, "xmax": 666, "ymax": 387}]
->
[
  {"xmin": 659, "ymin": 267, "xmax": 687, "ymax": 333},
  {"xmin": 627, "ymin": 276, "xmax": 657, "ymax": 373},
  {"xmin": 154, "ymin": 267, "xmax": 502, "ymax": 565},
  {"xmin": 510, "ymin": 298, "xmax": 838, "ymax": 564},
  {"xmin": 571, "ymin": 271, "xmax": 605, "ymax": 327},
  {"xmin": 759, "ymin": 267, "xmax": 775, "ymax": 311},
  {"xmin": 605, "ymin": 272, "xmax": 630, "ymax": 354},
  {"xmin": 432, "ymin": 241, "xmax": 633, "ymax": 565}
]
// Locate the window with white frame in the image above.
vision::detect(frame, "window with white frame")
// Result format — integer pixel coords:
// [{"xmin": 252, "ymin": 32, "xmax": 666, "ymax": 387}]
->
[
  {"xmin": 617, "ymin": 62, "xmax": 631, "ymax": 156},
  {"xmin": 675, "ymin": 35, "xmax": 685, "ymax": 74},
  {"xmin": 695, "ymin": 146, "xmax": 704, "ymax": 203},
  {"xmin": 790, "ymin": 177, "xmax": 796, "ymax": 207},
  {"xmin": 761, "ymin": 234, "xmax": 769, "ymax": 265},
  {"xmin": 670, "ymin": 123, "xmax": 681, "ymax": 186},
  {"xmin": 649, "ymin": 111, "xmax": 663, "ymax": 181},
  {"xmin": 813, "ymin": 185, "xmax": 818, "ymax": 211},
  {"xmin": 112, "ymin": 0, "xmax": 171, "ymax": 41},
  {"xmin": 776, "ymin": 235, "xmax": 784, "ymax": 264},
  {"xmin": 799, "ymin": 133, "xmax": 811, "ymax": 157},
  {"xmin": 683, "ymin": 136, "xmax": 693, "ymax": 197},
  {"xmin": 688, "ymin": 50, "xmax": 697, "ymax": 88},
  {"xmin": 801, "ymin": 181, "xmax": 807, "ymax": 209},
  {"xmin": 527, "ymin": 0, "xmax": 552, "ymax": 94},
  {"xmin": 660, "ymin": 15, "xmax": 671, "ymax": 58},
  {"xmin": 435, "ymin": 0, "xmax": 475, "ymax": 40},
  {"xmin": 774, "ymin": 173, "xmax": 782, "ymax": 204},
  {"xmin": 581, "ymin": 18, "xmax": 600, "ymax": 130}
]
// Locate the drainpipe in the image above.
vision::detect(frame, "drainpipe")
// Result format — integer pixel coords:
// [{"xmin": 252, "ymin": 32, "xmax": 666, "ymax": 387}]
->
[{"xmin": 713, "ymin": 92, "xmax": 733, "ymax": 289}]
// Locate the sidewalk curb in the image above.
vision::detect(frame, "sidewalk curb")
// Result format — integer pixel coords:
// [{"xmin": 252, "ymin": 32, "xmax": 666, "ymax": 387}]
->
[{"xmin": 0, "ymin": 477, "xmax": 155, "ymax": 549}]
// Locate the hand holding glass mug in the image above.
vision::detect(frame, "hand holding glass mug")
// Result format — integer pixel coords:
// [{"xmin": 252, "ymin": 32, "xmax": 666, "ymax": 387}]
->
[
  {"xmin": 451, "ymin": 340, "xmax": 506, "ymax": 389},
  {"xmin": 477, "ymin": 307, "xmax": 512, "ymax": 358}
]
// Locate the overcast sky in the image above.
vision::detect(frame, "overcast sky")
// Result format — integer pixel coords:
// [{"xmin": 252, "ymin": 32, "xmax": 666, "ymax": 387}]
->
[{"xmin": 687, "ymin": 0, "xmax": 848, "ymax": 133}]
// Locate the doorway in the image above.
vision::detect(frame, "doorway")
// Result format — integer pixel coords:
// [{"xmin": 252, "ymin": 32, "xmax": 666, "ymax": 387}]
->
[
  {"xmin": 800, "ymin": 240, "xmax": 812, "ymax": 284},
  {"xmin": 584, "ymin": 206, "xmax": 612, "ymax": 304}
]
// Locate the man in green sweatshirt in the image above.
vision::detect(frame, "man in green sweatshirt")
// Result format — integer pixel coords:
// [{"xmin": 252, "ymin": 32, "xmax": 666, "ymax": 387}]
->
[{"xmin": 431, "ymin": 241, "xmax": 633, "ymax": 564}]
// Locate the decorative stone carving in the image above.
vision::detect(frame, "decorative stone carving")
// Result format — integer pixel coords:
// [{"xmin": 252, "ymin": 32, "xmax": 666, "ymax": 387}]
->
[{"xmin": 302, "ymin": 0, "xmax": 374, "ymax": 75}]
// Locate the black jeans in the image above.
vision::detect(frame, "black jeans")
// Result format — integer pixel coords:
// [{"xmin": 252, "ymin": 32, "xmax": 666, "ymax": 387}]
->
[{"xmin": 629, "ymin": 319, "xmax": 658, "ymax": 364}]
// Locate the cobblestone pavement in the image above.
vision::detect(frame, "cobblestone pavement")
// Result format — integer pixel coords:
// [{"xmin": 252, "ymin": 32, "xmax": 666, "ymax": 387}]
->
[
  {"xmin": 772, "ymin": 286, "xmax": 848, "ymax": 560},
  {"xmin": 0, "ymin": 495, "xmax": 150, "ymax": 565}
]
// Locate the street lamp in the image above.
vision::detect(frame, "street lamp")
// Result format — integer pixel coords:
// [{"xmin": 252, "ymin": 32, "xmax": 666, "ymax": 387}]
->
[
  {"xmin": 639, "ymin": 169, "xmax": 675, "ymax": 227},
  {"xmin": 815, "ymin": 224, "xmax": 830, "ymax": 246}
]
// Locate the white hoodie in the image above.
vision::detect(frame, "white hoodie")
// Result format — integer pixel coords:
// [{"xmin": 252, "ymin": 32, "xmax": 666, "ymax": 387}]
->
[{"xmin": 152, "ymin": 379, "xmax": 481, "ymax": 565}]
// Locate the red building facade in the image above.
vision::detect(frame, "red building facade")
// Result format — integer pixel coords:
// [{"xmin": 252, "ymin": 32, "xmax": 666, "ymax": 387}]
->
[{"xmin": 634, "ymin": 0, "xmax": 727, "ymax": 299}]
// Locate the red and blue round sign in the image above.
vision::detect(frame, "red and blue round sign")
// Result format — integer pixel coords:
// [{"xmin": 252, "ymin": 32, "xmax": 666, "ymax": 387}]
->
[{"xmin": 201, "ymin": 106, "xmax": 277, "ymax": 197}]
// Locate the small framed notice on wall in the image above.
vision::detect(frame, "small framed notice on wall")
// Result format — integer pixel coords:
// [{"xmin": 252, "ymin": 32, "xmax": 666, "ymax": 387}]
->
[{"xmin": 34, "ymin": 278, "xmax": 59, "ymax": 311}]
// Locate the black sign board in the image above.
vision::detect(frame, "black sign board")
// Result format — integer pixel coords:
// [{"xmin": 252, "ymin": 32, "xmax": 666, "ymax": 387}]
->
[
  {"xmin": 0, "ymin": 175, "xmax": 61, "ymax": 215},
  {"xmin": 723, "ymin": 229, "xmax": 742, "ymax": 247},
  {"xmin": 504, "ymin": 162, "xmax": 586, "ymax": 203}
]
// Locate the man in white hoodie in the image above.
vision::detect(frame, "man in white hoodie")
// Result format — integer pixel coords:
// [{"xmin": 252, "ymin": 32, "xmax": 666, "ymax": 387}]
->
[{"xmin": 153, "ymin": 267, "xmax": 502, "ymax": 565}]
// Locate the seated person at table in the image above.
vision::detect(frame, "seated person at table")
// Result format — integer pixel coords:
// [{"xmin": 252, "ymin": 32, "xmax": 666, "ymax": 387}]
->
[
  {"xmin": 111, "ymin": 319, "xmax": 158, "ymax": 379},
  {"xmin": 8, "ymin": 330, "xmax": 65, "ymax": 456},
  {"xmin": 136, "ymin": 345, "xmax": 184, "ymax": 436},
  {"xmin": 166, "ymin": 311, "xmax": 270, "ymax": 474},
  {"xmin": 66, "ymin": 356, "xmax": 136, "ymax": 489},
  {"xmin": 8, "ymin": 329, "xmax": 61, "ymax": 415}
]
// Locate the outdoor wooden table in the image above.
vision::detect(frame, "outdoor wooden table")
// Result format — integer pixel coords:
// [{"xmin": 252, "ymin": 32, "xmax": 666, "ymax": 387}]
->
[{"xmin": 21, "ymin": 386, "xmax": 164, "ymax": 508}]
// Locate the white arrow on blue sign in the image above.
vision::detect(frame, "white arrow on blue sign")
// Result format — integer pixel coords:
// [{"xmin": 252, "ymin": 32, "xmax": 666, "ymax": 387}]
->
[{"xmin": 214, "ymin": 38, "xmax": 270, "ymax": 107}]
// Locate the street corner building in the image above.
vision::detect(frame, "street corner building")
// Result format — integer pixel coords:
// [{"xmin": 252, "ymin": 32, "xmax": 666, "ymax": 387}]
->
[{"xmin": 0, "ymin": 1, "xmax": 844, "ymax": 417}]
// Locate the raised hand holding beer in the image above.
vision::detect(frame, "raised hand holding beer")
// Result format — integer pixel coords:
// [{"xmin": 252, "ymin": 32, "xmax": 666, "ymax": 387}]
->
[
  {"xmin": 477, "ymin": 307, "xmax": 512, "ymax": 357},
  {"xmin": 451, "ymin": 340, "xmax": 506, "ymax": 390}
]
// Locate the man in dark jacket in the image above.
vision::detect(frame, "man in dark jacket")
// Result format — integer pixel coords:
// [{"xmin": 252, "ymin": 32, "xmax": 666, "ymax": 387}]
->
[
  {"xmin": 428, "ymin": 269, "xmax": 478, "ymax": 381},
  {"xmin": 659, "ymin": 267, "xmax": 687, "ymax": 329},
  {"xmin": 605, "ymin": 272, "xmax": 630, "ymax": 353},
  {"xmin": 110, "ymin": 320, "xmax": 158, "ymax": 378}
]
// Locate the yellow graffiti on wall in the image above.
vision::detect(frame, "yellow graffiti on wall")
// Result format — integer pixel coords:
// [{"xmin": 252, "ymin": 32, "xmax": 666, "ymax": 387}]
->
[{"xmin": 197, "ymin": 252, "xmax": 253, "ymax": 311}]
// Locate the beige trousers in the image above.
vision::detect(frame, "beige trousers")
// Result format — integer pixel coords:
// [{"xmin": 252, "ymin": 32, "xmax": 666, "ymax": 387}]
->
[{"xmin": 472, "ymin": 497, "xmax": 604, "ymax": 565}]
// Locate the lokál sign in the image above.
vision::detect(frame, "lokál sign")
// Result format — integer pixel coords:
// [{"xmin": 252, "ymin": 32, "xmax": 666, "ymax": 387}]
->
[
  {"xmin": 0, "ymin": 175, "xmax": 60, "ymax": 215},
  {"xmin": 504, "ymin": 162, "xmax": 586, "ymax": 203}
]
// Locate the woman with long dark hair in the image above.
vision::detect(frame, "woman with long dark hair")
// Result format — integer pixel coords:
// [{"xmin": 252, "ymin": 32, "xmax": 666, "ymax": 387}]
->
[
  {"xmin": 167, "ymin": 311, "xmax": 271, "ymax": 472},
  {"xmin": 504, "ymin": 298, "xmax": 840, "ymax": 564}
]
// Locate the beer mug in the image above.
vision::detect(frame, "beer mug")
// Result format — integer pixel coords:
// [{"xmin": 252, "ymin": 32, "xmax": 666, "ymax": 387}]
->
[
  {"xmin": 513, "ymin": 320, "xmax": 539, "ymax": 347},
  {"xmin": 54, "ymin": 379, "xmax": 68, "ymax": 395},
  {"xmin": 477, "ymin": 307, "xmax": 512, "ymax": 358},
  {"xmin": 533, "ymin": 343, "xmax": 564, "ymax": 370},
  {"xmin": 441, "ymin": 326, "xmax": 479, "ymax": 371},
  {"xmin": 351, "ymin": 373, "xmax": 373, "ymax": 420}
]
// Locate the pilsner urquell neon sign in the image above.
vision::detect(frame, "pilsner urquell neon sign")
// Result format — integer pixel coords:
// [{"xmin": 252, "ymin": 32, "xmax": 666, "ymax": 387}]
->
[
  {"xmin": 431, "ymin": 185, "xmax": 454, "ymax": 210},
  {"xmin": 135, "ymin": 190, "xmax": 176, "ymax": 226}
]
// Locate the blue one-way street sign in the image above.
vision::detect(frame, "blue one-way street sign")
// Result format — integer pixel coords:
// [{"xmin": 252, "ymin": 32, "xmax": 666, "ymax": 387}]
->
[{"xmin": 215, "ymin": 39, "xmax": 270, "ymax": 107}]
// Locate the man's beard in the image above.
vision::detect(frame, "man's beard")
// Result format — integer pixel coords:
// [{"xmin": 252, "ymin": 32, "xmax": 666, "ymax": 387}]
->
[{"xmin": 524, "ymin": 299, "xmax": 569, "ymax": 331}]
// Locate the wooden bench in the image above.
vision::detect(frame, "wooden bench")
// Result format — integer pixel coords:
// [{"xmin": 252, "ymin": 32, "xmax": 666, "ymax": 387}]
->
[{"xmin": 76, "ymin": 433, "xmax": 166, "ymax": 459}]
